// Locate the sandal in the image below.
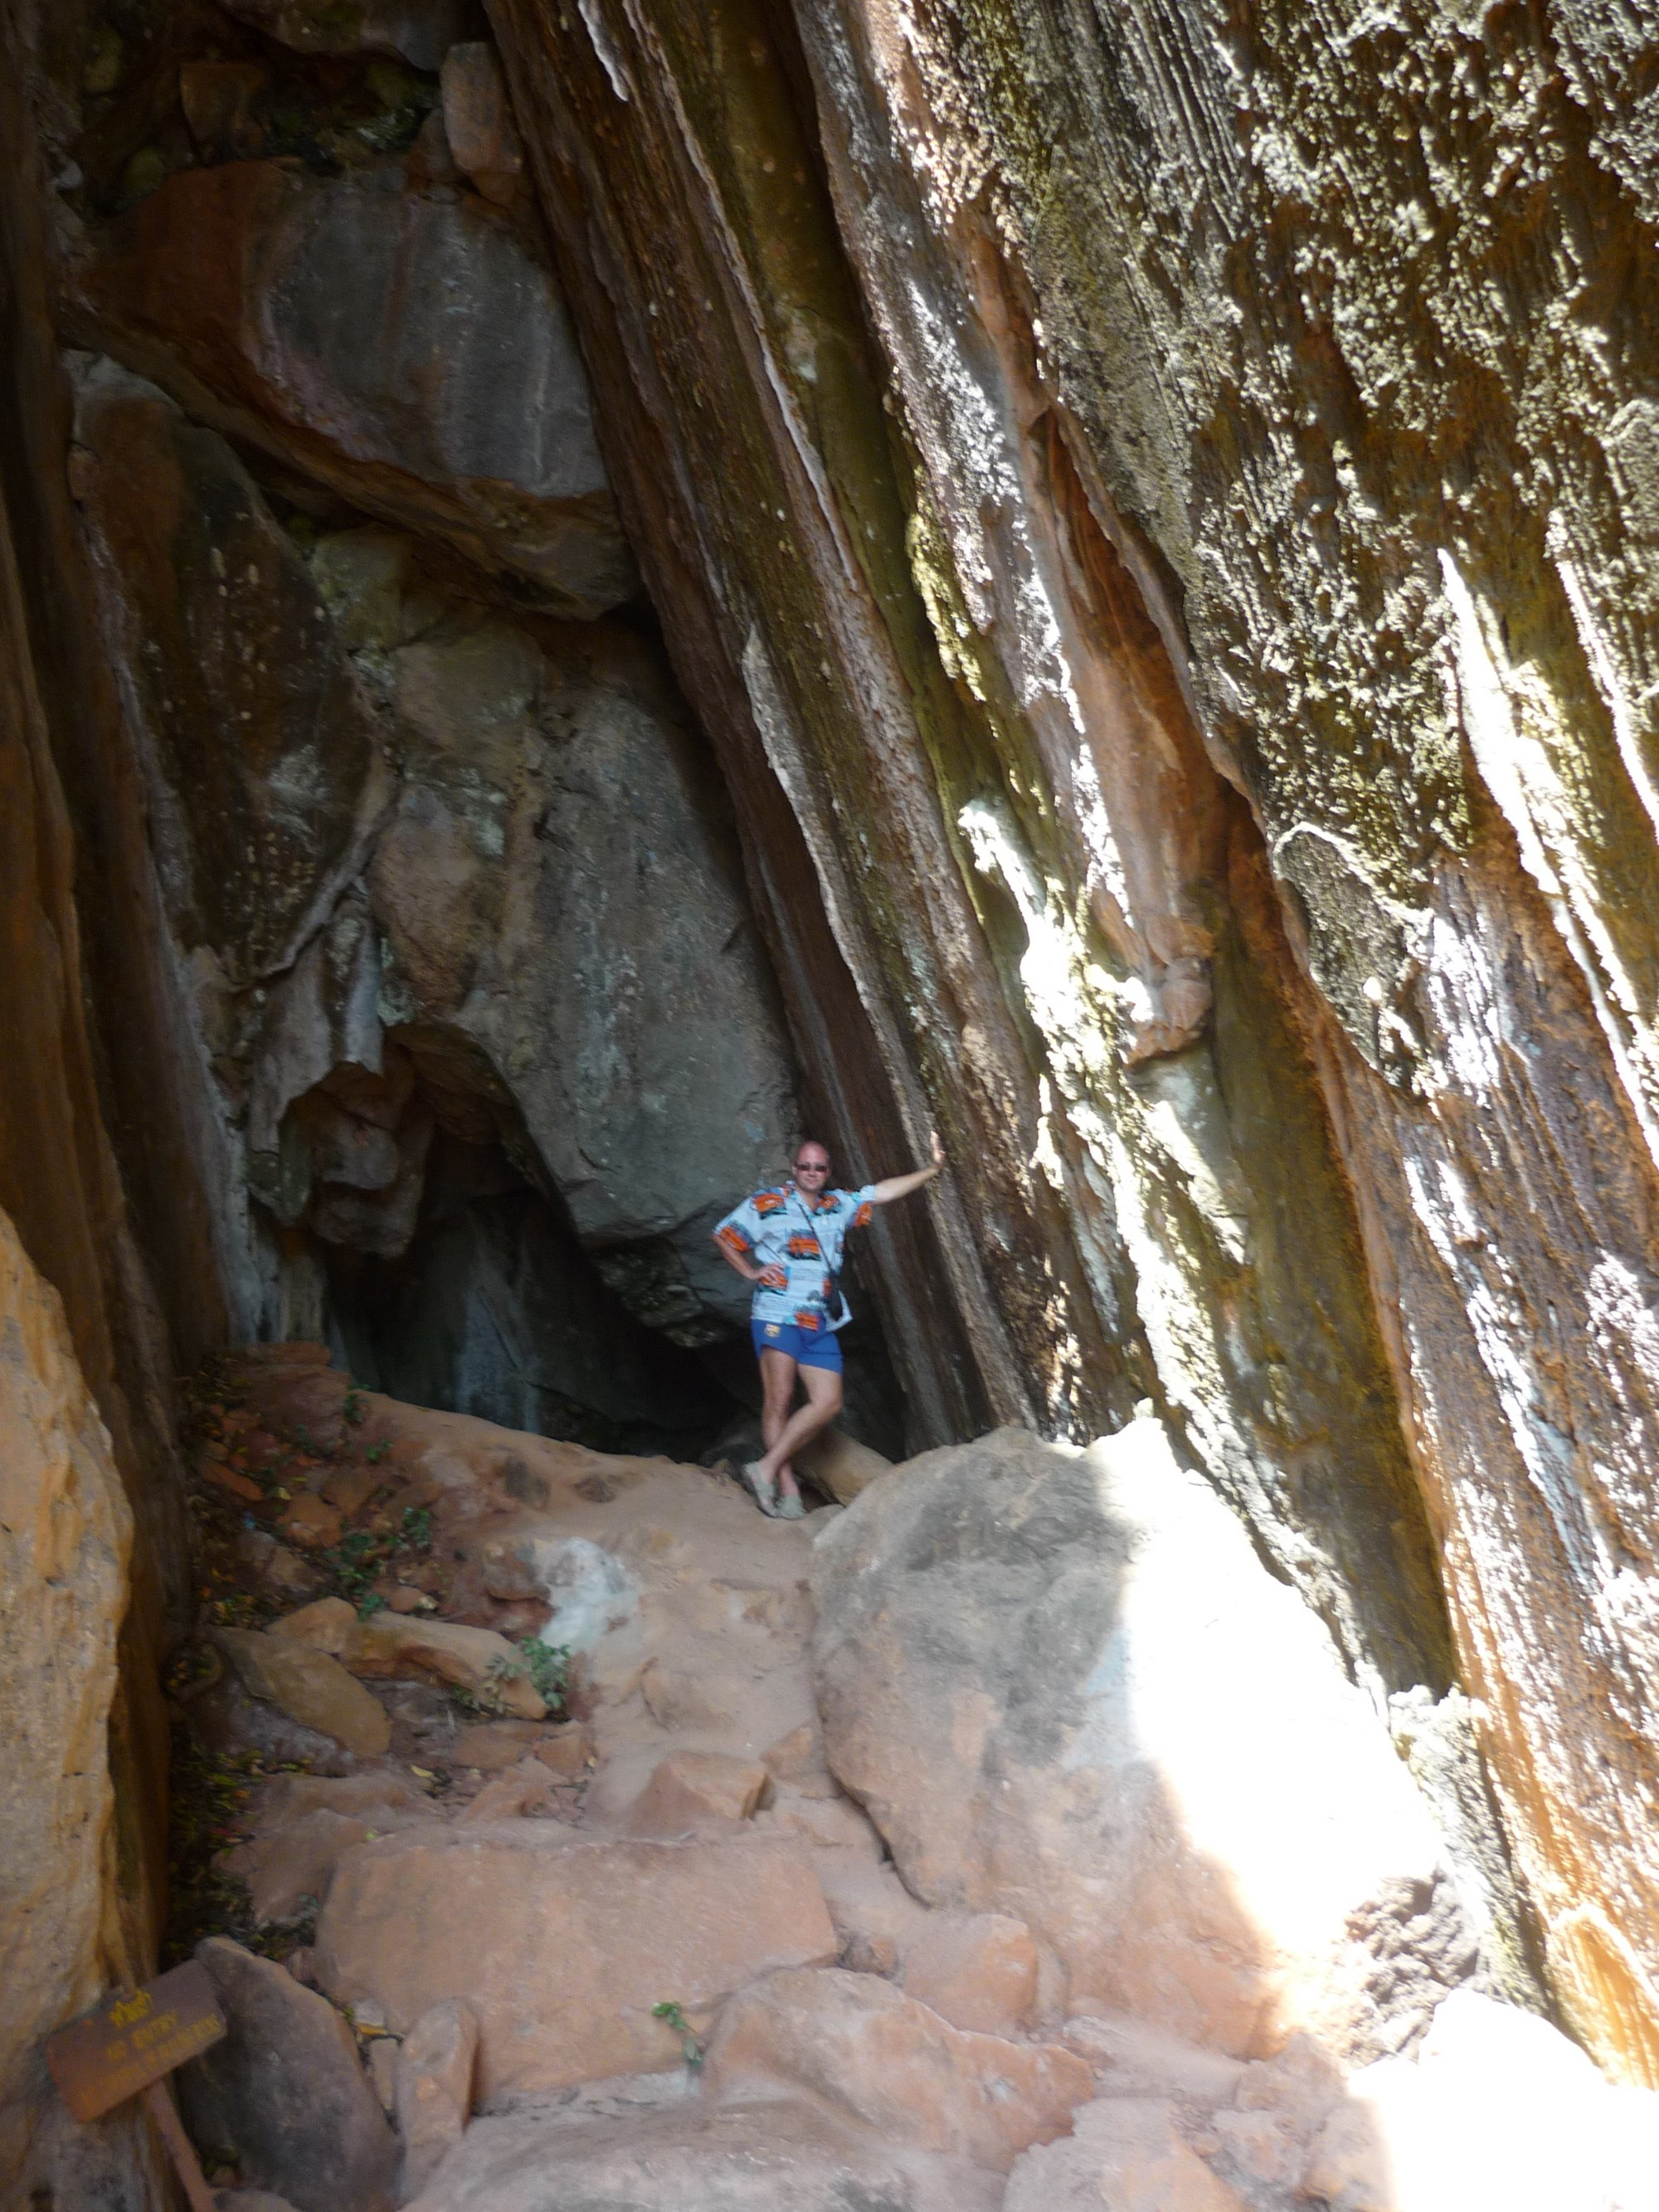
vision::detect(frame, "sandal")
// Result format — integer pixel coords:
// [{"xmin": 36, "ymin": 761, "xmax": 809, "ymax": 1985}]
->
[
  {"xmin": 740, "ymin": 1461, "xmax": 779, "ymax": 1518},
  {"xmin": 774, "ymin": 1493, "xmax": 806, "ymax": 1521}
]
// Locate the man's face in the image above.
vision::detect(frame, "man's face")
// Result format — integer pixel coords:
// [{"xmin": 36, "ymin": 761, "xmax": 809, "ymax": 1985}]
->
[{"xmin": 794, "ymin": 1147, "xmax": 830, "ymax": 1191}]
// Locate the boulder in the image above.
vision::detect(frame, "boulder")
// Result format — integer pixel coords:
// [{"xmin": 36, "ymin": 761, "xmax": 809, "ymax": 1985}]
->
[
  {"xmin": 210, "ymin": 1629, "xmax": 392, "ymax": 1756},
  {"xmin": 901, "ymin": 1913, "xmax": 1039, "ymax": 2037},
  {"xmin": 762, "ymin": 1722, "xmax": 839, "ymax": 1799},
  {"xmin": 314, "ymin": 1828, "xmax": 839, "ymax": 2095},
  {"xmin": 395, "ymin": 1998, "xmax": 479, "ymax": 2198},
  {"xmin": 798, "ymin": 1428, "xmax": 891, "ymax": 1506},
  {"xmin": 532, "ymin": 1722, "xmax": 596, "ymax": 1778},
  {"xmin": 397, "ymin": 2097, "xmax": 1003, "ymax": 2211},
  {"xmin": 1003, "ymin": 2098, "xmax": 1248, "ymax": 2212},
  {"xmin": 251, "ymin": 1771, "xmax": 430, "ymax": 1826},
  {"xmin": 349, "ymin": 1613, "xmax": 545, "ymax": 1719},
  {"xmin": 82, "ymin": 165, "xmax": 635, "ymax": 613},
  {"xmin": 449, "ymin": 1719, "xmax": 548, "ymax": 1771},
  {"xmin": 813, "ymin": 1423, "xmax": 1472, "ymax": 2059},
  {"xmin": 180, "ymin": 1939, "xmax": 398, "ymax": 2212},
  {"xmin": 268, "ymin": 1596, "xmax": 358, "ymax": 1655},
  {"xmin": 701, "ymin": 1968, "xmax": 1092, "ymax": 2171},
  {"xmin": 218, "ymin": 1805, "xmax": 420, "ymax": 1923},
  {"xmin": 186, "ymin": 1671, "xmax": 355, "ymax": 1773},
  {"xmin": 275, "ymin": 1494, "xmax": 343, "ymax": 1551},
  {"xmin": 1301, "ymin": 1987, "xmax": 1659, "ymax": 2212},
  {"xmin": 440, "ymin": 43, "xmax": 527, "ymax": 207},
  {"xmin": 628, "ymin": 1752, "xmax": 771, "ymax": 1833},
  {"xmin": 457, "ymin": 1757, "xmax": 557, "ymax": 1822}
]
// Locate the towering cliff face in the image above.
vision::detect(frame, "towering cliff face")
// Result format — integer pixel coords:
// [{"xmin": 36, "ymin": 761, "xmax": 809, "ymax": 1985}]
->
[
  {"xmin": 484, "ymin": 0, "xmax": 1659, "ymax": 2083},
  {"xmin": 1, "ymin": 0, "xmax": 1657, "ymax": 2183}
]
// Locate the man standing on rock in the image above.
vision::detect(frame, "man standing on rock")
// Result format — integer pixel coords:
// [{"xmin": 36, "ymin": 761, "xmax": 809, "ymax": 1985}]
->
[{"xmin": 713, "ymin": 1132, "xmax": 944, "ymax": 1518}]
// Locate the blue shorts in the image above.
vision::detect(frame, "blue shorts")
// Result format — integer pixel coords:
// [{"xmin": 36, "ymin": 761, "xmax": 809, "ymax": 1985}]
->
[{"xmin": 751, "ymin": 1318, "xmax": 844, "ymax": 1372}]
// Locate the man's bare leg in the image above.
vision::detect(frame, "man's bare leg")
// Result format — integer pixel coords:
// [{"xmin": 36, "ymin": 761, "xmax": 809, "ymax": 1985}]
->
[
  {"xmin": 757, "ymin": 1362, "xmax": 843, "ymax": 1492},
  {"xmin": 758, "ymin": 1348, "xmax": 803, "ymax": 1505}
]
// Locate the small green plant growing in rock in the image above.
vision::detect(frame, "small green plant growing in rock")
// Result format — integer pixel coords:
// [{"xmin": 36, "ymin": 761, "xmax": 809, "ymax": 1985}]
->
[
  {"xmin": 460, "ymin": 1638, "xmax": 571, "ymax": 1717},
  {"xmin": 652, "ymin": 2001, "xmax": 703, "ymax": 2068},
  {"xmin": 365, "ymin": 1440, "xmax": 391, "ymax": 1464},
  {"xmin": 516, "ymin": 1638, "xmax": 571, "ymax": 1714},
  {"xmin": 342, "ymin": 1388, "xmax": 367, "ymax": 1426},
  {"xmin": 401, "ymin": 1505, "xmax": 432, "ymax": 1550},
  {"xmin": 327, "ymin": 1529, "xmax": 382, "ymax": 1606}
]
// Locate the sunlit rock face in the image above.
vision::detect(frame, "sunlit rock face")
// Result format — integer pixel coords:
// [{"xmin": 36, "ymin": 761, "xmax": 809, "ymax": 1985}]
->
[
  {"xmin": 488, "ymin": 0, "xmax": 1659, "ymax": 2081},
  {"xmin": 0, "ymin": 1209, "xmax": 144, "ymax": 2204}
]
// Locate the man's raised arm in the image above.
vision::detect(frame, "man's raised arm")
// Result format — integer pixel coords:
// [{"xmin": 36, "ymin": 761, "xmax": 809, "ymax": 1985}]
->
[{"xmin": 872, "ymin": 1130, "xmax": 946, "ymax": 1205}]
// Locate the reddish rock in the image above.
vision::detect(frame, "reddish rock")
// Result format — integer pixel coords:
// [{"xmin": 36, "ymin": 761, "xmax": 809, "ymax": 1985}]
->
[
  {"xmin": 902, "ymin": 1915, "xmax": 1040, "ymax": 2039},
  {"xmin": 211, "ymin": 1627, "xmax": 392, "ymax": 1757},
  {"xmin": 268, "ymin": 1596, "xmax": 357, "ymax": 1655},
  {"xmin": 81, "ymin": 164, "xmax": 635, "ymax": 613},
  {"xmin": 1004, "ymin": 2098, "xmax": 1247, "ymax": 2211},
  {"xmin": 314, "ymin": 1830, "xmax": 839, "ymax": 2096},
  {"xmin": 350, "ymin": 1613, "xmax": 545, "ymax": 1720},
  {"xmin": 440, "ymin": 43, "xmax": 527, "ymax": 207},
  {"xmin": 396, "ymin": 1996, "xmax": 479, "ymax": 2195},
  {"xmin": 204, "ymin": 1462, "xmax": 265, "ymax": 1503},
  {"xmin": 629, "ymin": 1752, "xmax": 771, "ymax": 1834},
  {"xmin": 277, "ymin": 1493, "xmax": 343, "ymax": 1551},
  {"xmin": 391, "ymin": 2098, "xmax": 1002, "ymax": 2210},
  {"xmin": 458, "ymin": 1757, "xmax": 556, "ymax": 1823},
  {"xmin": 702, "ymin": 1968, "xmax": 1092, "ymax": 2172},
  {"xmin": 532, "ymin": 1724, "xmax": 595, "ymax": 1778},
  {"xmin": 321, "ymin": 1464, "xmax": 394, "ymax": 1519},
  {"xmin": 763, "ymin": 1721, "xmax": 840, "ymax": 1800},
  {"xmin": 450, "ymin": 1719, "xmax": 547, "ymax": 1771},
  {"xmin": 178, "ymin": 60, "xmax": 268, "ymax": 159},
  {"xmin": 219, "ymin": 1805, "xmax": 419, "ymax": 1922}
]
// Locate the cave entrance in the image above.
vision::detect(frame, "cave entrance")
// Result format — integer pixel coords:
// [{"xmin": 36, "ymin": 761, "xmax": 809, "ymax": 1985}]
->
[{"xmin": 271, "ymin": 1023, "xmax": 905, "ymax": 1467}]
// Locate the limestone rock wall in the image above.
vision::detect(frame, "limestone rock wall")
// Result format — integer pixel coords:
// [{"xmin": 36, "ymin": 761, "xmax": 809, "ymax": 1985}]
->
[{"xmin": 485, "ymin": 0, "xmax": 1659, "ymax": 2083}]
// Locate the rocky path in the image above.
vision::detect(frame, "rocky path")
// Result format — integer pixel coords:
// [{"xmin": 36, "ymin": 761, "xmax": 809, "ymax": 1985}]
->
[{"xmin": 173, "ymin": 1346, "xmax": 1659, "ymax": 2212}]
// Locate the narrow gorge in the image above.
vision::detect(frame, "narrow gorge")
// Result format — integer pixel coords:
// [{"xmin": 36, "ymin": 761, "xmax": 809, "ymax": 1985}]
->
[{"xmin": 2, "ymin": 0, "xmax": 1658, "ymax": 2205}]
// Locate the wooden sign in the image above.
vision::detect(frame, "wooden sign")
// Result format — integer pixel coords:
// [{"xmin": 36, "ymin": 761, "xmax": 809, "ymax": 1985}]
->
[{"xmin": 46, "ymin": 1961, "xmax": 226, "ymax": 2122}]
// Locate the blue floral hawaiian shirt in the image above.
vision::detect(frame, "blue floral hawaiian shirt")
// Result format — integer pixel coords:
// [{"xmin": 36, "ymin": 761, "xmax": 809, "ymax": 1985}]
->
[{"xmin": 714, "ymin": 1181, "xmax": 877, "ymax": 1333}]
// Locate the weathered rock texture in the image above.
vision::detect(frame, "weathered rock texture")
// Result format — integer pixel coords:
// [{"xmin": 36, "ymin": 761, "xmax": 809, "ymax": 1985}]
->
[
  {"xmin": 814, "ymin": 1425, "xmax": 1486, "ymax": 2063},
  {"xmin": 2, "ymin": 0, "xmax": 1658, "ymax": 2169},
  {"xmin": 78, "ymin": 161, "xmax": 635, "ymax": 612},
  {"xmin": 0, "ymin": 1208, "xmax": 138, "ymax": 2199},
  {"xmin": 67, "ymin": 345, "xmax": 800, "ymax": 1438},
  {"xmin": 486, "ymin": 0, "xmax": 1659, "ymax": 2081}
]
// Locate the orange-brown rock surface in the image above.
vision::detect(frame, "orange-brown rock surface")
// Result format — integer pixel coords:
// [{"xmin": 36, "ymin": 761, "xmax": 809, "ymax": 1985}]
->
[{"xmin": 3, "ymin": 0, "xmax": 1659, "ymax": 2190}]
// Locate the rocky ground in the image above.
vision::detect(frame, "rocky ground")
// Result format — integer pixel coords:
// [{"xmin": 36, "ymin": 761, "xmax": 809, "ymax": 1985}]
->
[{"xmin": 163, "ymin": 1344, "xmax": 1659, "ymax": 2212}]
